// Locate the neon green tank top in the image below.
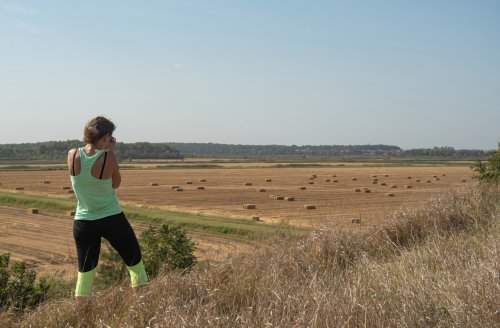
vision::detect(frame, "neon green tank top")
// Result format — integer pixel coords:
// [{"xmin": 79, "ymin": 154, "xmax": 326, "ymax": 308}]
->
[{"xmin": 70, "ymin": 148, "xmax": 122, "ymax": 220}]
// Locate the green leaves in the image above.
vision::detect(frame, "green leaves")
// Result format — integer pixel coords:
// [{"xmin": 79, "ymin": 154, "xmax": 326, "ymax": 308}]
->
[{"xmin": 471, "ymin": 143, "xmax": 500, "ymax": 185}]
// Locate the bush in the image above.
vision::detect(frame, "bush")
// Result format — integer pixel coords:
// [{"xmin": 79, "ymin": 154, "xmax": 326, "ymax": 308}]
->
[
  {"xmin": 0, "ymin": 253, "xmax": 52, "ymax": 310},
  {"xmin": 471, "ymin": 143, "xmax": 500, "ymax": 184},
  {"xmin": 98, "ymin": 224, "xmax": 197, "ymax": 286}
]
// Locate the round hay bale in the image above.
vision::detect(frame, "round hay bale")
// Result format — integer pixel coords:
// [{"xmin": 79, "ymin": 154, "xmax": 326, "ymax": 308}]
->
[
  {"xmin": 352, "ymin": 178, "xmax": 358, "ymax": 181},
  {"xmin": 197, "ymin": 186, "xmax": 206, "ymax": 190},
  {"xmin": 243, "ymin": 204, "xmax": 256, "ymax": 209},
  {"xmin": 304, "ymin": 205, "xmax": 316, "ymax": 210},
  {"xmin": 67, "ymin": 190, "xmax": 74, "ymax": 194},
  {"xmin": 244, "ymin": 182, "xmax": 253, "ymax": 186},
  {"xmin": 426, "ymin": 180, "xmax": 431, "ymax": 183},
  {"xmin": 433, "ymin": 175, "xmax": 438, "ymax": 178},
  {"xmin": 252, "ymin": 216, "xmax": 260, "ymax": 221},
  {"xmin": 150, "ymin": 183, "xmax": 159, "ymax": 186},
  {"xmin": 384, "ymin": 174, "xmax": 389, "ymax": 177},
  {"xmin": 415, "ymin": 179, "xmax": 421, "ymax": 182},
  {"xmin": 442, "ymin": 174, "xmax": 446, "ymax": 176},
  {"xmin": 186, "ymin": 181, "xmax": 193, "ymax": 184},
  {"xmin": 461, "ymin": 179, "xmax": 467, "ymax": 182},
  {"xmin": 258, "ymin": 188, "xmax": 266, "ymax": 192},
  {"xmin": 371, "ymin": 175, "xmax": 377, "ymax": 178},
  {"xmin": 407, "ymin": 176, "xmax": 412, "ymax": 179},
  {"xmin": 62, "ymin": 186, "xmax": 71, "ymax": 190},
  {"xmin": 27, "ymin": 208, "xmax": 39, "ymax": 214},
  {"xmin": 308, "ymin": 181, "xmax": 315, "ymax": 185},
  {"xmin": 199, "ymin": 179, "xmax": 206, "ymax": 182},
  {"xmin": 332, "ymin": 179, "xmax": 338, "ymax": 183},
  {"xmin": 67, "ymin": 211, "xmax": 76, "ymax": 216},
  {"xmin": 298, "ymin": 186, "xmax": 307, "ymax": 190},
  {"xmin": 325, "ymin": 179, "xmax": 331, "ymax": 182},
  {"xmin": 364, "ymin": 189, "xmax": 371, "ymax": 193},
  {"xmin": 354, "ymin": 188, "xmax": 361, "ymax": 192},
  {"xmin": 351, "ymin": 218, "xmax": 361, "ymax": 224},
  {"xmin": 176, "ymin": 188, "xmax": 184, "ymax": 192},
  {"xmin": 171, "ymin": 185, "xmax": 179, "ymax": 189},
  {"xmin": 285, "ymin": 197, "xmax": 295, "ymax": 201},
  {"xmin": 41, "ymin": 180, "xmax": 50, "ymax": 184},
  {"xmin": 405, "ymin": 185, "xmax": 413, "ymax": 189},
  {"xmin": 14, "ymin": 187, "xmax": 24, "ymax": 190},
  {"xmin": 386, "ymin": 193, "xmax": 395, "ymax": 197},
  {"xmin": 332, "ymin": 175, "xmax": 337, "ymax": 177},
  {"xmin": 434, "ymin": 177, "xmax": 440, "ymax": 181},
  {"xmin": 380, "ymin": 182, "xmax": 387, "ymax": 186},
  {"xmin": 311, "ymin": 174, "xmax": 317, "ymax": 178},
  {"xmin": 265, "ymin": 178, "xmax": 272, "ymax": 182},
  {"xmin": 274, "ymin": 196, "xmax": 284, "ymax": 200},
  {"xmin": 391, "ymin": 185, "xmax": 397, "ymax": 188},
  {"xmin": 372, "ymin": 181, "xmax": 378, "ymax": 184}
]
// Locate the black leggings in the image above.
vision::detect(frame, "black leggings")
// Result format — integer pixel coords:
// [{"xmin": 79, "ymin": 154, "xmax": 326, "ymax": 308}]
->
[{"xmin": 73, "ymin": 212, "xmax": 142, "ymax": 272}]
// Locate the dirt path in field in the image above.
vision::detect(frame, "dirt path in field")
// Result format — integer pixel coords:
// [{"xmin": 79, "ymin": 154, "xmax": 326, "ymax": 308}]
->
[{"xmin": 0, "ymin": 206, "xmax": 259, "ymax": 280}]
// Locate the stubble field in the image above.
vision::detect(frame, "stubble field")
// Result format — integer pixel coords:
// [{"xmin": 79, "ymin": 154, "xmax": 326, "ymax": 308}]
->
[{"xmin": 0, "ymin": 164, "xmax": 473, "ymax": 276}]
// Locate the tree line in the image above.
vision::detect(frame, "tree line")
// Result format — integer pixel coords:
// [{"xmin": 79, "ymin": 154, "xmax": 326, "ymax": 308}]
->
[{"xmin": 0, "ymin": 141, "xmax": 493, "ymax": 161}]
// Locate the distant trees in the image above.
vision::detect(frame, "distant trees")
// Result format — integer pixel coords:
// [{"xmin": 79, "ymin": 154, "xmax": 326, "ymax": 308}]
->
[{"xmin": 0, "ymin": 141, "xmax": 492, "ymax": 161}]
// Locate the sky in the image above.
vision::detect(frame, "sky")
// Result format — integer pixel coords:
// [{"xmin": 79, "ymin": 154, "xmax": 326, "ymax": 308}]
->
[{"xmin": 0, "ymin": 1, "xmax": 499, "ymax": 150}]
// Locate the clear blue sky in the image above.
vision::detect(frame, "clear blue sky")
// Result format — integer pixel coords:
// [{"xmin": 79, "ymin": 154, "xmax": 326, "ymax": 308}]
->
[{"xmin": 0, "ymin": 1, "xmax": 499, "ymax": 150}]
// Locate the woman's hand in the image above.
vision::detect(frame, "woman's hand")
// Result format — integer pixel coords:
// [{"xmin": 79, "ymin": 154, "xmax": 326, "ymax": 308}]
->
[{"xmin": 108, "ymin": 137, "xmax": 117, "ymax": 152}]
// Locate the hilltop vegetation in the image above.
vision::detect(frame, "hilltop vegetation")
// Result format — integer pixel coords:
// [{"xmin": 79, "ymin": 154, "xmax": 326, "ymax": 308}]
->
[{"xmin": 0, "ymin": 141, "xmax": 492, "ymax": 161}]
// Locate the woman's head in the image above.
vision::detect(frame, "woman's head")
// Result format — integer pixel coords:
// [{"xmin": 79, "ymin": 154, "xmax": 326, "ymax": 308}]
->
[{"xmin": 83, "ymin": 116, "xmax": 116, "ymax": 145}]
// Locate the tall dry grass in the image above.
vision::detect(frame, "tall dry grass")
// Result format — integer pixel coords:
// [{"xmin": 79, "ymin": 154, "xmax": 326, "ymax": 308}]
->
[{"xmin": 1, "ymin": 185, "xmax": 499, "ymax": 327}]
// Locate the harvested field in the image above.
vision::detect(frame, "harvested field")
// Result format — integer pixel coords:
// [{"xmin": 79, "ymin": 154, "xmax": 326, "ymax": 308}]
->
[
  {"xmin": 0, "ymin": 165, "xmax": 473, "ymax": 227},
  {"xmin": 0, "ymin": 206, "xmax": 257, "ymax": 278}
]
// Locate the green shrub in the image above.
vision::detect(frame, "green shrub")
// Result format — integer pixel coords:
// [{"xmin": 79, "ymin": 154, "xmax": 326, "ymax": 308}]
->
[
  {"xmin": 471, "ymin": 143, "xmax": 500, "ymax": 184},
  {"xmin": 98, "ymin": 224, "xmax": 197, "ymax": 286},
  {"xmin": 0, "ymin": 253, "xmax": 54, "ymax": 310}
]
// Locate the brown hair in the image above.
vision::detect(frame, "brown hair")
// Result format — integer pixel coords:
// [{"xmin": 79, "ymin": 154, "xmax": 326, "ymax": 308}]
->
[{"xmin": 83, "ymin": 116, "xmax": 116, "ymax": 144}]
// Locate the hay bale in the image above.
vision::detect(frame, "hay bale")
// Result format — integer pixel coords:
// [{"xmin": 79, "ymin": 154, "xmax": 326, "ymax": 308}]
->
[
  {"xmin": 40, "ymin": 180, "xmax": 50, "ymax": 184},
  {"xmin": 332, "ymin": 175, "xmax": 337, "ymax": 177},
  {"xmin": 176, "ymin": 188, "xmax": 184, "ymax": 192},
  {"xmin": 171, "ymin": 185, "xmax": 179, "ymax": 189},
  {"xmin": 265, "ymin": 178, "xmax": 272, "ymax": 182},
  {"xmin": 67, "ymin": 190, "xmax": 74, "ymax": 194},
  {"xmin": 407, "ymin": 176, "xmax": 412, "ymax": 179},
  {"xmin": 386, "ymin": 193, "xmax": 395, "ymax": 197},
  {"xmin": 433, "ymin": 175, "xmax": 438, "ymax": 178},
  {"xmin": 380, "ymin": 183, "xmax": 387, "ymax": 186},
  {"xmin": 372, "ymin": 181, "xmax": 378, "ymax": 184},
  {"xmin": 372, "ymin": 178, "xmax": 379, "ymax": 182},
  {"xmin": 304, "ymin": 205, "xmax": 316, "ymax": 210},
  {"xmin": 258, "ymin": 188, "xmax": 266, "ymax": 192},
  {"xmin": 252, "ymin": 216, "xmax": 260, "ymax": 221},
  {"xmin": 434, "ymin": 177, "xmax": 440, "ymax": 181},
  {"xmin": 186, "ymin": 181, "xmax": 193, "ymax": 184},
  {"xmin": 405, "ymin": 185, "xmax": 413, "ymax": 189},
  {"xmin": 243, "ymin": 204, "xmax": 256, "ymax": 209},
  {"xmin": 308, "ymin": 181, "xmax": 315, "ymax": 185},
  {"xmin": 312, "ymin": 175, "xmax": 317, "ymax": 178},
  {"xmin": 274, "ymin": 196, "xmax": 284, "ymax": 200},
  {"xmin": 351, "ymin": 218, "xmax": 361, "ymax": 224},
  {"xmin": 325, "ymin": 179, "xmax": 331, "ymax": 182},
  {"xmin": 332, "ymin": 179, "xmax": 338, "ymax": 183},
  {"xmin": 67, "ymin": 211, "xmax": 76, "ymax": 216},
  {"xmin": 285, "ymin": 197, "xmax": 295, "ymax": 201},
  {"xmin": 354, "ymin": 188, "xmax": 361, "ymax": 192},
  {"xmin": 391, "ymin": 185, "xmax": 397, "ymax": 188},
  {"xmin": 150, "ymin": 183, "xmax": 159, "ymax": 186},
  {"xmin": 27, "ymin": 208, "xmax": 39, "ymax": 214},
  {"xmin": 364, "ymin": 189, "xmax": 371, "ymax": 193},
  {"xmin": 14, "ymin": 187, "xmax": 24, "ymax": 190},
  {"xmin": 426, "ymin": 180, "xmax": 431, "ymax": 183},
  {"xmin": 197, "ymin": 186, "xmax": 205, "ymax": 190},
  {"xmin": 352, "ymin": 178, "xmax": 358, "ymax": 181},
  {"xmin": 384, "ymin": 174, "xmax": 389, "ymax": 177},
  {"xmin": 442, "ymin": 174, "xmax": 446, "ymax": 176},
  {"xmin": 309, "ymin": 177, "xmax": 315, "ymax": 180},
  {"xmin": 62, "ymin": 186, "xmax": 71, "ymax": 190},
  {"xmin": 371, "ymin": 175, "xmax": 378, "ymax": 178},
  {"xmin": 415, "ymin": 179, "xmax": 421, "ymax": 182},
  {"xmin": 461, "ymin": 179, "xmax": 467, "ymax": 182},
  {"xmin": 199, "ymin": 179, "xmax": 206, "ymax": 182},
  {"xmin": 244, "ymin": 182, "xmax": 253, "ymax": 186},
  {"xmin": 298, "ymin": 186, "xmax": 307, "ymax": 190}
]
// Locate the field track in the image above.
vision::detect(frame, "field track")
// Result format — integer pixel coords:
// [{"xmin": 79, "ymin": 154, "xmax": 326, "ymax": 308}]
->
[{"xmin": 0, "ymin": 206, "xmax": 257, "ymax": 278}]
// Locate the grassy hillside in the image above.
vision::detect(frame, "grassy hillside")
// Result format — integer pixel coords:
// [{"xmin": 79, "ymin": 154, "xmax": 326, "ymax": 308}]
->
[{"xmin": 1, "ymin": 184, "xmax": 498, "ymax": 327}]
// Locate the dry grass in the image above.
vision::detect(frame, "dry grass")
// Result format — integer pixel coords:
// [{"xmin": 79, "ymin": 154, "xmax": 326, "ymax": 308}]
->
[{"xmin": 2, "ymin": 185, "xmax": 499, "ymax": 327}]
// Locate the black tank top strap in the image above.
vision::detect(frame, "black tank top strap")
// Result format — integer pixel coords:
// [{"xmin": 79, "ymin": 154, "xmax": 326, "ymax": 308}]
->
[
  {"xmin": 72, "ymin": 148, "xmax": 77, "ymax": 176},
  {"xmin": 100, "ymin": 151, "xmax": 108, "ymax": 179}
]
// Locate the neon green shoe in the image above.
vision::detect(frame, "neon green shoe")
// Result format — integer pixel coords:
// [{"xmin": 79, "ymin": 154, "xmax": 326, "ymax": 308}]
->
[
  {"xmin": 75, "ymin": 267, "xmax": 96, "ymax": 297},
  {"xmin": 127, "ymin": 260, "xmax": 149, "ymax": 288}
]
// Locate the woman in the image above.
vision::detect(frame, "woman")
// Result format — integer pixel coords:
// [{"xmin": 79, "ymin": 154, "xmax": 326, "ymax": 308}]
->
[{"xmin": 67, "ymin": 116, "xmax": 148, "ymax": 297}]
